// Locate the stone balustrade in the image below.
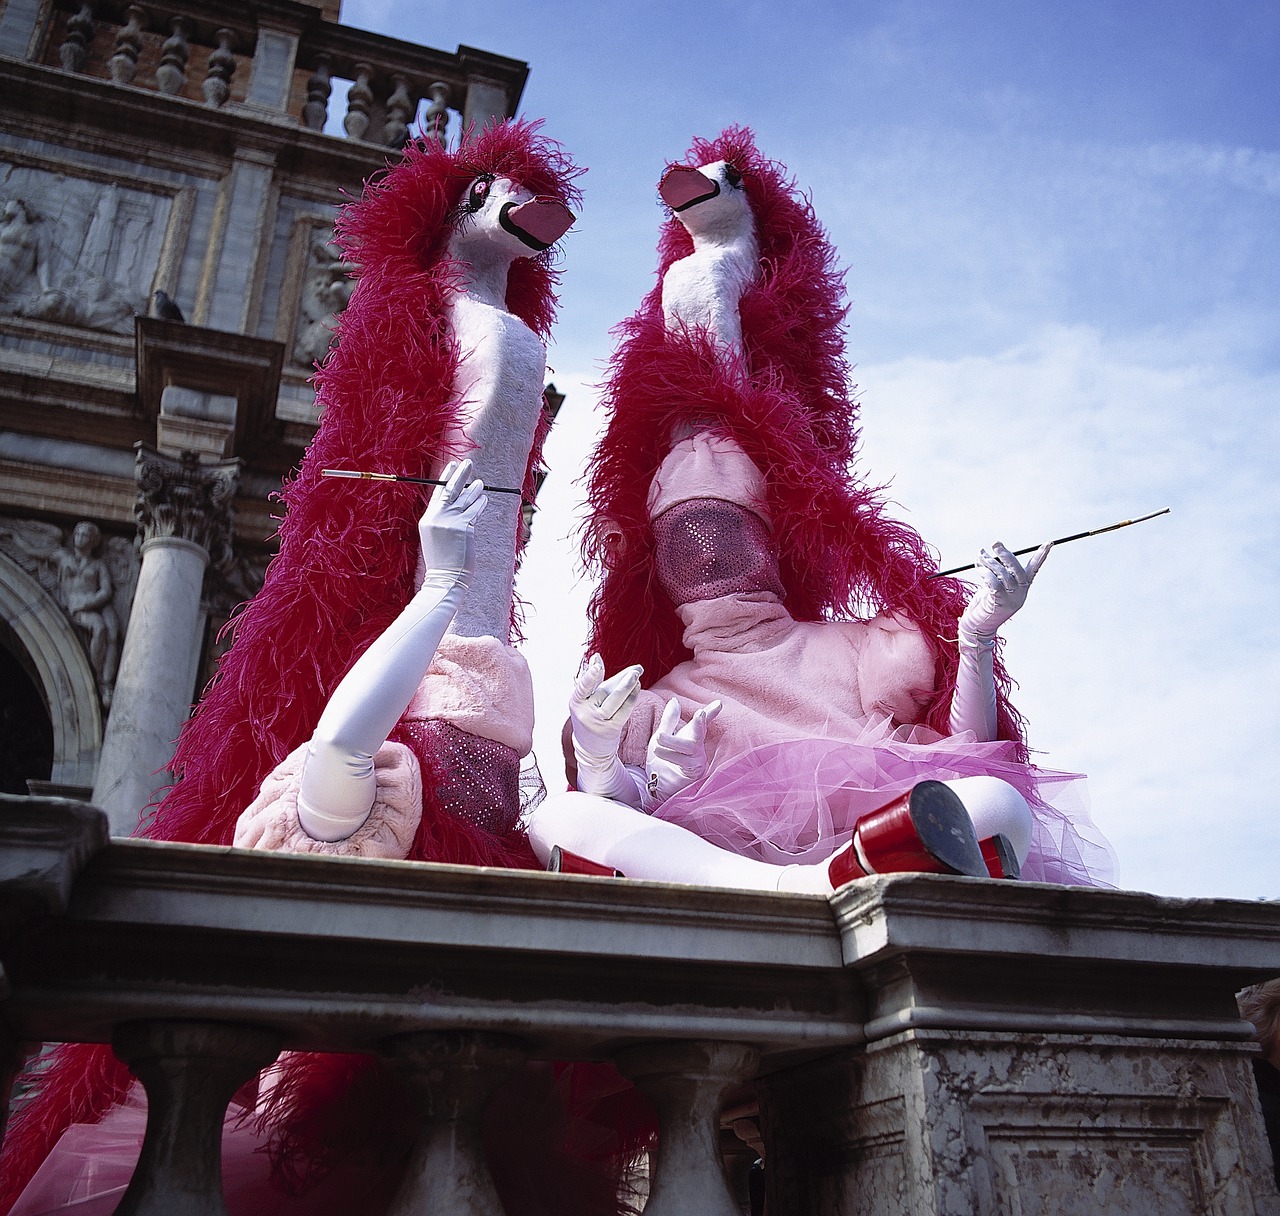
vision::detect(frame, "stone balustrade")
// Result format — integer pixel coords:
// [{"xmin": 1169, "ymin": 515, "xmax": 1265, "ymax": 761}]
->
[
  {"xmin": 1, "ymin": 793, "xmax": 1278, "ymax": 1214},
  {"xmin": 17, "ymin": 0, "xmax": 528, "ymax": 146}
]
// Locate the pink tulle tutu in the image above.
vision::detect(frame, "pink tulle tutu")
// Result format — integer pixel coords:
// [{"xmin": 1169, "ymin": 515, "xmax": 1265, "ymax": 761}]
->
[{"xmin": 652, "ymin": 716, "xmax": 1116, "ymax": 886}]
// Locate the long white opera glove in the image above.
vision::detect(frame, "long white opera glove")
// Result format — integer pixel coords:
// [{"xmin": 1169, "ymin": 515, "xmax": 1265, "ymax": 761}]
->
[
  {"xmin": 645, "ymin": 696, "xmax": 722, "ymax": 807},
  {"xmin": 297, "ymin": 460, "xmax": 487, "ymax": 842},
  {"xmin": 948, "ymin": 540, "xmax": 1051, "ymax": 742},
  {"xmin": 569, "ymin": 654, "xmax": 646, "ymax": 808}
]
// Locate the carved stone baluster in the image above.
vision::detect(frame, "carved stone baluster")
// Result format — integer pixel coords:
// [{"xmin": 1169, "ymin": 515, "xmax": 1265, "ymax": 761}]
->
[
  {"xmin": 202, "ymin": 28, "xmax": 237, "ymax": 107},
  {"xmin": 58, "ymin": 2, "xmax": 95, "ymax": 73},
  {"xmin": 155, "ymin": 16, "xmax": 191, "ymax": 96},
  {"xmin": 379, "ymin": 1030, "xmax": 526, "ymax": 1214},
  {"xmin": 107, "ymin": 5, "xmax": 146, "ymax": 85},
  {"xmin": 111, "ymin": 1021, "xmax": 280, "ymax": 1215},
  {"xmin": 301, "ymin": 52, "xmax": 331, "ymax": 130},
  {"xmin": 422, "ymin": 81, "xmax": 450, "ymax": 146},
  {"xmin": 617, "ymin": 1040, "xmax": 760, "ymax": 1216},
  {"xmin": 382, "ymin": 72, "xmax": 413, "ymax": 148},
  {"xmin": 343, "ymin": 61, "xmax": 373, "ymax": 141}
]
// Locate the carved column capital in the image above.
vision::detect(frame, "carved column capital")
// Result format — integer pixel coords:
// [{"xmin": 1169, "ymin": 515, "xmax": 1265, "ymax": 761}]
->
[{"xmin": 132, "ymin": 444, "xmax": 240, "ymax": 563}]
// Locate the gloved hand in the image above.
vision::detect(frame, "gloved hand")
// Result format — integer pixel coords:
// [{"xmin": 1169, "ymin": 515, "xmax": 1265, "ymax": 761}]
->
[
  {"xmin": 418, "ymin": 459, "xmax": 487, "ymax": 587},
  {"xmin": 958, "ymin": 541, "xmax": 1052, "ymax": 643},
  {"xmin": 645, "ymin": 696, "xmax": 722, "ymax": 807},
  {"xmin": 949, "ymin": 540, "xmax": 1051, "ymax": 742},
  {"xmin": 569, "ymin": 654, "xmax": 646, "ymax": 806}
]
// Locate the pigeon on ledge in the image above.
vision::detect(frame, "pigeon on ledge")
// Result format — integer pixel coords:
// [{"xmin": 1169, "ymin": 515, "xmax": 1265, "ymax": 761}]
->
[{"xmin": 149, "ymin": 289, "xmax": 185, "ymax": 322}]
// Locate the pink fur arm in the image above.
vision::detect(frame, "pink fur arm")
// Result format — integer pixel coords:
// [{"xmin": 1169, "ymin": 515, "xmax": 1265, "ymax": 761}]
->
[{"xmin": 234, "ymin": 739, "xmax": 422, "ymax": 860}]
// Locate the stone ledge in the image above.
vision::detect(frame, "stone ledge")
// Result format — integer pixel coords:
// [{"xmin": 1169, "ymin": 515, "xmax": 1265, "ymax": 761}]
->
[
  {"xmin": 3, "ymin": 810, "xmax": 1279, "ymax": 1079},
  {"xmin": 833, "ymin": 872, "xmax": 1280, "ymax": 970},
  {"xmin": 0, "ymin": 793, "xmax": 109, "ymax": 934}
]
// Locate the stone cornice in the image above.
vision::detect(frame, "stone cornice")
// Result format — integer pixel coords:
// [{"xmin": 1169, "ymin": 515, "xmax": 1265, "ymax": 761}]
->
[{"xmin": 830, "ymin": 872, "xmax": 1280, "ymax": 969}]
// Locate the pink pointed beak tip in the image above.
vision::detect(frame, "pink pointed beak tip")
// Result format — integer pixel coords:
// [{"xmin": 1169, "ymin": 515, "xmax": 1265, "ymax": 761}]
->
[
  {"xmin": 506, "ymin": 198, "xmax": 575, "ymax": 248},
  {"xmin": 659, "ymin": 165, "xmax": 718, "ymax": 211}
]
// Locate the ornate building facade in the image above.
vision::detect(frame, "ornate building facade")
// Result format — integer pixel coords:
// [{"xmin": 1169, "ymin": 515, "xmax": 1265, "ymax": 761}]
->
[{"xmin": 0, "ymin": 0, "xmax": 530, "ymax": 832}]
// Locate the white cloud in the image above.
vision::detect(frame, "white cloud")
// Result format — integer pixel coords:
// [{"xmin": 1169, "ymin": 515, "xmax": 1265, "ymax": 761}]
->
[
  {"xmin": 857, "ymin": 322, "xmax": 1280, "ymax": 898},
  {"xmin": 1138, "ymin": 141, "xmax": 1280, "ymax": 197}
]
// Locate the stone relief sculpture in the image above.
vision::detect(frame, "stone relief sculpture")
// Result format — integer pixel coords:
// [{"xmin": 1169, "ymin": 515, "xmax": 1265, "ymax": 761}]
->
[
  {"xmin": 291, "ymin": 232, "xmax": 355, "ymax": 367},
  {"xmin": 0, "ymin": 197, "xmax": 52, "ymax": 304},
  {"xmin": 0, "ymin": 166, "xmax": 171, "ymax": 334},
  {"xmin": 0, "ymin": 518, "xmax": 139, "ymax": 707}
]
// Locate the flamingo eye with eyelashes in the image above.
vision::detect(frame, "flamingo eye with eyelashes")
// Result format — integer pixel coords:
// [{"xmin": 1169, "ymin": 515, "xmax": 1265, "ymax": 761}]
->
[
  {"xmin": 464, "ymin": 176, "xmax": 494, "ymax": 212},
  {"xmin": 724, "ymin": 164, "xmax": 743, "ymax": 189}
]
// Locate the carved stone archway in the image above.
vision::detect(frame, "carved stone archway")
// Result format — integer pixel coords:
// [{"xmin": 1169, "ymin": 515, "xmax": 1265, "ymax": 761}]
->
[{"xmin": 0, "ymin": 550, "xmax": 102, "ymax": 787}]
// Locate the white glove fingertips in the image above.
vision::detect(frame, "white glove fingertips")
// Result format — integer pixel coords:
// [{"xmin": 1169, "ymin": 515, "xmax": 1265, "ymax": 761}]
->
[
  {"xmin": 572, "ymin": 654, "xmax": 605, "ymax": 703},
  {"xmin": 597, "ymin": 664, "xmax": 642, "ymax": 719},
  {"xmin": 457, "ymin": 491, "xmax": 487, "ymax": 525},
  {"xmin": 1025, "ymin": 541, "xmax": 1053, "ymax": 579},
  {"xmin": 982, "ymin": 547, "xmax": 1016, "ymax": 593},
  {"xmin": 442, "ymin": 458, "xmax": 473, "ymax": 501},
  {"xmin": 452, "ymin": 477, "xmax": 485, "ymax": 512},
  {"xmin": 694, "ymin": 699, "xmax": 723, "ymax": 736},
  {"xmin": 655, "ymin": 696, "xmax": 682, "ymax": 737},
  {"xmin": 991, "ymin": 542, "xmax": 1031, "ymax": 588}
]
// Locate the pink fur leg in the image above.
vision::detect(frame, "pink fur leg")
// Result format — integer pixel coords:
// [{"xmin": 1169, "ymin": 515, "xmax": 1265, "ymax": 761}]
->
[{"xmin": 233, "ymin": 740, "xmax": 422, "ymax": 860}]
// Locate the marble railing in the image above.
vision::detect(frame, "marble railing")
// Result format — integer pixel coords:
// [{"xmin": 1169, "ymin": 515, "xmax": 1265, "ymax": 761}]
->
[
  {"xmin": 2, "ymin": 793, "xmax": 1279, "ymax": 1215},
  {"xmin": 24, "ymin": 0, "xmax": 526, "ymax": 145}
]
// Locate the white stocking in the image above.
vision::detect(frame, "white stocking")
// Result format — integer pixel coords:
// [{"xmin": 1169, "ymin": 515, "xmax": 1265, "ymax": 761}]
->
[
  {"xmin": 942, "ymin": 775, "xmax": 1032, "ymax": 864},
  {"xmin": 527, "ymin": 776, "xmax": 1033, "ymax": 894},
  {"xmin": 527, "ymin": 793, "xmax": 793, "ymax": 891}
]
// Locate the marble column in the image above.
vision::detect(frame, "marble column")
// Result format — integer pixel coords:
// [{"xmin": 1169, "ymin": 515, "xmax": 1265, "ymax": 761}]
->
[{"xmin": 92, "ymin": 444, "xmax": 239, "ymax": 836}]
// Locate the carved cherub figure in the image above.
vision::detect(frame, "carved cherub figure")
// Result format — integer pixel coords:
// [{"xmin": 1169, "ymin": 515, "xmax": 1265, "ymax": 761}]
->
[
  {"xmin": 0, "ymin": 198, "xmax": 49, "ymax": 310},
  {"xmin": 0, "ymin": 518, "xmax": 133, "ymax": 705}
]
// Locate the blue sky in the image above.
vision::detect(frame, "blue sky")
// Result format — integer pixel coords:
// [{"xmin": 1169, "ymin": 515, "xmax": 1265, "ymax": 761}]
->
[{"xmin": 338, "ymin": 0, "xmax": 1278, "ymax": 900}]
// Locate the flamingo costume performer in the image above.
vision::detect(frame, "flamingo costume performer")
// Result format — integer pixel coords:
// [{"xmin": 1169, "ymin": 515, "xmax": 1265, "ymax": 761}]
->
[
  {"xmin": 1, "ymin": 123, "xmax": 651, "ymax": 1216},
  {"xmin": 527, "ymin": 128, "xmax": 1115, "ymax": 893}
]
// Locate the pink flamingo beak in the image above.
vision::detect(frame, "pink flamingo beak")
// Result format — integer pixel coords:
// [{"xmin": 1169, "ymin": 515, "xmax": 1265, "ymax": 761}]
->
[
  {"xmin": 499, "ymin": 199, "xmax": 575, "ymax": 251},
  {"xmin": 659, "ymin": 165, "xmax": 720, "ymax": 212}
]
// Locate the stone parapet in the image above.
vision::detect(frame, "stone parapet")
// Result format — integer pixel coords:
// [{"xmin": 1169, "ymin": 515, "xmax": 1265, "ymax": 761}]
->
[{"xmin": 1, "ymin": 805, "xmax": 1277, "ymax": 1213}]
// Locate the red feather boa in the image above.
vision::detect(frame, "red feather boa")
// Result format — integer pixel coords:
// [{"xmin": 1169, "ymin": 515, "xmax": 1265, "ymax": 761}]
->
[
  {"xmin": 0, "ymin": 121, "xmax": 595, "ymax": 1216},
  {"xmin": 583, "ymin": 127, "xmax": 1028, "ymax": 750},
  {"xmin": 146, "ymin": 118, "xmax": 583, "ymax": 855}
]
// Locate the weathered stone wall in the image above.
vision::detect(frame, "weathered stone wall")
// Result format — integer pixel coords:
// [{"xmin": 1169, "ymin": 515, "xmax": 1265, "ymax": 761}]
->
[{"xmin": 764, "ymin": 1033, "xmax": 1276, "ymax": 1215}]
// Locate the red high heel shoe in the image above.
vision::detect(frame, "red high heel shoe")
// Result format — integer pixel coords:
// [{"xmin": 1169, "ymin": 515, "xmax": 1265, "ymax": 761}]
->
[
  {"xmin": 828, "ymin": 781, "xmax": 988, "ymax": 888},
  {"xmin": 547, "ymin": 845, "xmax": 625, "ymax": 878},
  {"xmin": 980, "ymin": 833, "xmax": 1020, "ymax": 880}
]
